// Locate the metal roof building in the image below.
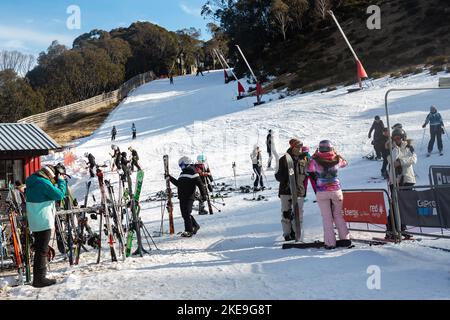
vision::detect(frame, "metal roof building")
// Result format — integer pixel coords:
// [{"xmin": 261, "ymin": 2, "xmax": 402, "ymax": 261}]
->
[
  {"xmin": 0, "ymin": 123, "xmax": 60, "ymax": 156},
  {"xmin": 0, "ymin": 123, "xmax": 60, "ymax": 202}
]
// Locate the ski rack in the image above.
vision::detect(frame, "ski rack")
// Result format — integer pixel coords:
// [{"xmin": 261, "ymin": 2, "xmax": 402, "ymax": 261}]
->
[{"xmin": 55, "ymin": 206, "xmax": 102, "ymax": 216}]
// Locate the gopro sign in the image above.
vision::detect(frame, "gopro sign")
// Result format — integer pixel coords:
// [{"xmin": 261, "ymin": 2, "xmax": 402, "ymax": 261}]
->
[{"xmin": 417, "ymin": 200, "xmax": 437, "ymax": 216}]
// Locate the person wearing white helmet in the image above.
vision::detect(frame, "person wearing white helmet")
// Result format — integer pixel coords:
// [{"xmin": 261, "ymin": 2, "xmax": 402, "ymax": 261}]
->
[
  {"xmin": 385, "ymin": 127, "xmax": 417, "ymax": 240},
  {"xmin": 165, "ymin": 156, "xmax": 208, "ymax": 237}
]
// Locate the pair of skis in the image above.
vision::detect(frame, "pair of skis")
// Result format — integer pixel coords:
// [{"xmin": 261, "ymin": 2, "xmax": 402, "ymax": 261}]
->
[
  {"xmin": 7, "ymin": 185, "xmax": 31, "ymax": 284},
  {"xmin": 124, "ymin": 168, "xmax": 145, "ymax": 257},
  {"xmin": 163, "ymin": 155, "xmax": 175, "ymax": 235}
]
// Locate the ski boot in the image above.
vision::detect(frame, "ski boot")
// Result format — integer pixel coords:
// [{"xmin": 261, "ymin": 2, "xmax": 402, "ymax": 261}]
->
[{"xmin": 180, "ymin": 231, "xmax": 193, "ymax": 238}]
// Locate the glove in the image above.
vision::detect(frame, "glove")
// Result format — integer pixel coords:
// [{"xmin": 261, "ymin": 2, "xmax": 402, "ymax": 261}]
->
[
  {"xmin": 47, "ymin": 246, "xmax": 56, "ymax": 262},
  {"xmin": 368, "ymin": 134, "xmax": 371, "ymax": 139},
  {"xmin": 422, "ymin": 124, "xmax": 426, "ymax": 128}
]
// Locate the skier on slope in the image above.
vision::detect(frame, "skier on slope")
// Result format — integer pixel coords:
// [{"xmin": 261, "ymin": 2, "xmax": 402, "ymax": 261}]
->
[
  {"xmin": 128, "ymin": 147, "xmax": 142, "ymax": 171},
  {"xmin": 166, "ymin": 157, "xmax": 207, "ymax": 237},
  {"xmin": 84, "ymin": 152, "xmax": 96, "ymax": 178},
  {"xmin": 422, "ymin": 105, "xmax": 445, "ymax": 157},
  {"xmin": 250, "ymin": 146, "xmax": 264, "ymax": 191},
  {"xmin": 131, "ymin": 123, "xmax": 137, "ymax": 140},
  {"xmin": 194, "ymin": 154, "xmax": 214, "ymax": 215},
  {"xmin": 111, "ymin": 126, "xmax": 117, "ymax": 141},
  {"xmin": 308, "ymin": 140, "xmax": 350, "ymax": 249},
  {"xmin": 385, "ymin": 128, "xmax": 417, "ymax": 240},
  {"xmin": 266, "ymin": 129, "xmax": 273, "ymax": 169},
  {"xmin": 25, "ymin": 164, "xmax": 67, "ymax": 287},
  {"xmin": 275, "ymin": 138, "xmax": 308, "ymax": 241},
  {"xmin": 368, "ymin": 115, "xmax": 385, "ymax": 160}
]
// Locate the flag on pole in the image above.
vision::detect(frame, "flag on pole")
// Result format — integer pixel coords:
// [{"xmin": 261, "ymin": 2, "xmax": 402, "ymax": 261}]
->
[
  {"xmin": 238, "ymin": 81, "xmax": 245, "ymax": 94},
  {"xmin": 256, "ymin": 82, "xmax": 263, "ymax": 96},
  {"xmin": 357, "ymin": 60, "xmax": 368, "ymax": 79}
]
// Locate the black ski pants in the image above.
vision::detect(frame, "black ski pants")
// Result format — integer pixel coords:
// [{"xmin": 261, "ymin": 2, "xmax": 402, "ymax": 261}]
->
[
  {"xmin": 33, "ymin": 229, "xmax": 51, "ymax": 278},
  {"xmin": 89, "ymin": 164, "xmax": 95, "ymax": 177},
  {"xmin": 428, "ymin": 125, "xmax": 443, "ymax": 153},
  {"xmin": 132, "ymin": 132, "xmax": 136, "ymax": 139},
  {"xmin": 253, "ymin": 164, "xmax": 264, "ymax": 188},
  {"xmin": 131, "ymin": 159, "xmax": 141, "ymax": 171},
  {"xmin": 179, "ymin": 199, "xmax": 199, "ymax": 233}
]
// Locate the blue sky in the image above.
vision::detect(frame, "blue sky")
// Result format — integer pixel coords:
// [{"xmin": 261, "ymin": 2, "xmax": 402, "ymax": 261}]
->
[{"xmin": 0, "ymin": 0, "xmax": 212, "ymax": 57}]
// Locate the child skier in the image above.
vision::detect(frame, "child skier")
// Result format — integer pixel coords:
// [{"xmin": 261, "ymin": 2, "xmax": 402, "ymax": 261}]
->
[{"xmin": 194, "ymin": 154, "xmax": 213, "ymax": 215}]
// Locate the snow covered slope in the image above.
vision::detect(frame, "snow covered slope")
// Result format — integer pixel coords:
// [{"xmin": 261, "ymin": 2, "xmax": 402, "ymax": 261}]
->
[{"xmin": 3, "ymin": 70, "xmax": 450, "ymax": 299}]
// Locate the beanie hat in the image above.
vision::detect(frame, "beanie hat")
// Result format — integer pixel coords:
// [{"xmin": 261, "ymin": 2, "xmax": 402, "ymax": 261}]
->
[{"xmin": 289, "ymin": 138, "xmax": 303, "ymax": 148}]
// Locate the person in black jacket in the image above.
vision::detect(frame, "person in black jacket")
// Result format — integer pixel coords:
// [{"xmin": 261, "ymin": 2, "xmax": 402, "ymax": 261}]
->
[
  {"xmin": 128, "ymin": 147, "xmax": 142, "ymax": 171},
  {"xmin": 275, "ymin": 138, "xmax": 308, "ymax": 241},
  {"xmin": 84, "ymin": 152, "xmax": 96, "ymax": 178},
  {"xmin": 266, "ymin": 130, "xmax": 273, "ymax": 168},
  {"xmin": 368, "ymin": 116, "xmax": 385, "ymax": 159},
  {"xmin": 166, "ymin": 156, "xmax": 207, "ymax": 237},
  {"xmin": 380, "ymin": 128, "xmax": 390, "ymax": 179},
  {"xmin": 111, "ymin": 126, "xmax": 117, "ymax": 141}
]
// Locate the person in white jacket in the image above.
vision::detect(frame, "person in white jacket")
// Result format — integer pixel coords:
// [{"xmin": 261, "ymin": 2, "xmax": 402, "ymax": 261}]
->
[
  {"xmin": 250, "ymin": 146, "xmax": 264, "ymax": 191},
  {"xmin": 386, "ymin": 127, "xmax": 417, "ymax": 239}
]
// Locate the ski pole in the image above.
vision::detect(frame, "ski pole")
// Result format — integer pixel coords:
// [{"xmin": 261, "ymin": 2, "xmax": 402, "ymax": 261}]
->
[
  {"xmin": 443, "ymin": 124, "xmax": 450, "ymax": 143},
  {"xmin": 419, "ymin": 128, "xmax": 426, "ymax": 152},
  {"xmin": 0, "ymin": 221, "xmax": 4, "ymax": 270}
]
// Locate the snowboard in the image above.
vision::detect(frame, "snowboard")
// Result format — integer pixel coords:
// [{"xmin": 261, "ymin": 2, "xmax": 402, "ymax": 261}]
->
[
  {"xmin": 285, "ymin": 153, "xmax": 302, "ymax": 242},
  {"xmin": 282, "ymin": 239, "xmax": 353, "ymax": 249},
  {"xmin": 163, "ymin": 155, "xmax": 175, "ymax": 235},
  {"xmin": 134, "ymin": 170, "xmax": 145, "ymax": 202}
]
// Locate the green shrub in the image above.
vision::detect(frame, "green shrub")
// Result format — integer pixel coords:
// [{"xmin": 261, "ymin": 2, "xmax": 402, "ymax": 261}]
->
[
  {"xmin": 426, "ymin": 55, "xmax": 449, "ymax": 66},
  {"xmin": 371, "ymin": 71, "xmax": 384, "ymax": 79},
  {"xmin": 430, "ymin": 66, "xmax": 444, "ymax": 75}
]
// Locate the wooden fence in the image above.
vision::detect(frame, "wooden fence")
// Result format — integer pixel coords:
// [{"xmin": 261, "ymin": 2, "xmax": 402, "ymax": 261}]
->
[{"xmin": 18, "ymin": 71, "xmax": 156, "ymax": 127}]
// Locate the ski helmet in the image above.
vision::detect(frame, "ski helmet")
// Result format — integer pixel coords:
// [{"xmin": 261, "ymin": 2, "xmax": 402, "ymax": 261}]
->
[
  {"xmin": 84, "ymin": 152, "xmax": 89, "ymax": 157},
  {"xmin": 197, "ymin": 154, "xmax": 207, "ymax": 163},
  {"xmin": 121, "ymin": 152, "xmax": 127, "ymax": 157},
  {"xmin": 128, "ymin": 146, "xmax": 133, "ymax": 151},
  {"xmin": 178, "ymin": 156, "xmax": 192, "ymax": 169},
  {"xmin": 374, "ymin": 115, "xmax": 380, "ymax": 121},
  {"xmin": 54, "ymin": 163, "xmax": 67, "ymax": 175},
  {"xmin": 392, "ymin": 123, "xmax": 402, "ymax": 130},
  {"xmin": 318, "ymin": 140, "xmax": 333, "ymax": 152},
  {"xmin": 392, "ymin": 128, "xmax": 406, "ymax": 140},
  {"xmin": 430, "ymin": 105, "xmax": 437, "ymax": 113},
  {"xmin": 111, "ymin": 144, "xmax": 117, "ymax": 150}
]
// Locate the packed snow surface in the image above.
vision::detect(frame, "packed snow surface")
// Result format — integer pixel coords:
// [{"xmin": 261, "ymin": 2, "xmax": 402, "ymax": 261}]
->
[{"xmin": 2, "ymin": 70, "xmax": 450, "ymax": 300}]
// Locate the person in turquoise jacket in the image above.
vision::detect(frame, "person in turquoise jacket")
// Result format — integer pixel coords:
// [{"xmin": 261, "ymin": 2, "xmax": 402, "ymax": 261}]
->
[{"xmin": 25, "ymin": 164, "xmax": 66, "ymax": 288}]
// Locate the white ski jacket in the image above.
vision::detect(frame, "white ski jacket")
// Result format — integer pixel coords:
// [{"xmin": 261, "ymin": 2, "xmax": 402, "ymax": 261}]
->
[{"xmin": 389, "ymin": 141, "xmax": 417, "ymax": 185}]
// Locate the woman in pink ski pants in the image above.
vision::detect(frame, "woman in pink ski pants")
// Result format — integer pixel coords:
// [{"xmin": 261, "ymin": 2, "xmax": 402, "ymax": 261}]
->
[{"xmin": 308, "ymin": 140, "xmax": 350, "ymax": 248}]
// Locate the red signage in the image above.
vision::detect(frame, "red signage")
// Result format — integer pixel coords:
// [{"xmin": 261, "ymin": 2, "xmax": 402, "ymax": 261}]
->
[{"xmin": 342, "ymin": 191, "xmax": 387, "ymax": 224}]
